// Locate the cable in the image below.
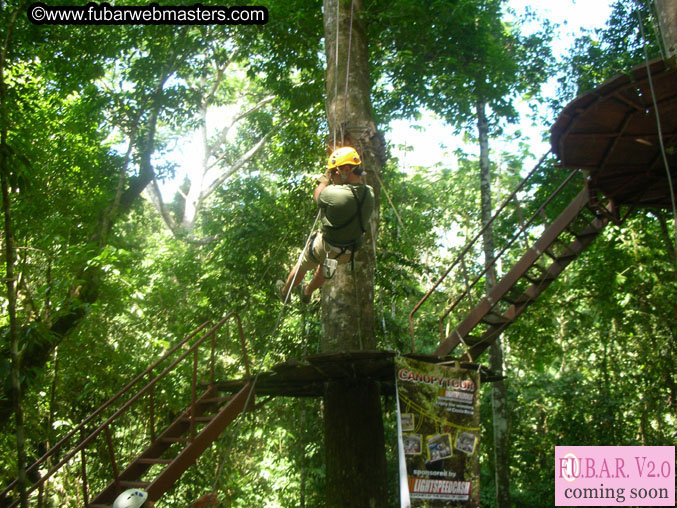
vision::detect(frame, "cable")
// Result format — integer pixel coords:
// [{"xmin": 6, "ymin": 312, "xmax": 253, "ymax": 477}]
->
[
  {"xmin": 369, "ymin": 168, "xmax": 410, "ymax": 242},
  {"xmin": 636, "ymin": 3, "xmax": 677, "ymax": 249},
  {"xmin": 647, "ymin": 0, "xmax": 667, "ymax": 61},
  {"xmin": 211, "ymin": 209, "xmax": 321, "ymax": 493},
  {"xmin": 341, "ymin": 0, "xmax": 355, "ymax": 142},
  {"xmin": 332, "ymin": 0, "xmax": 339, "ymax": 149},
  {"xmin": 275, "ymin": 210, "xmax": 322, "ymax": 331}
]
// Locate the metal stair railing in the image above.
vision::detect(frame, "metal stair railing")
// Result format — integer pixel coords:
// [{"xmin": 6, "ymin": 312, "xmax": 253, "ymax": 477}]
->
[
  {"xmin": 453, "ymin": 194, "xmax": 612, "ymax": 361},
  {"xmin": 1, "ymin": 312, "xmax": 252, "ymax": 508},
  {"xmin": 408, "ymin": 152, "xmax": 594, "ymax": 356}
]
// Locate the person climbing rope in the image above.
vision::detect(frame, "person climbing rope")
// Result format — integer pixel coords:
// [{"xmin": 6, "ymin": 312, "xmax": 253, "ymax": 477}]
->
[
  {"xmin": 276, "ymin": 146, "xmax": 375, "ymax": 303},
  {"xmin": 113, "ymin": 488, "xmax": 218, "ymax": 508}
]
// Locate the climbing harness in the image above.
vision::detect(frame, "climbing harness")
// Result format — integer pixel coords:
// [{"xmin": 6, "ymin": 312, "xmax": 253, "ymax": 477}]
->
[
  {"xmin": 322, "ymin": 184, "xmax": 369, "ymax": 272},
  {"xmin": 322, "ymin": 257, "xmax": 338, "ymax": 279}
]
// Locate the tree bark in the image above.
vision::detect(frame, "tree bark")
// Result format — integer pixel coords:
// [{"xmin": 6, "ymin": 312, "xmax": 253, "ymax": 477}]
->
[
  {"xmin": 324, "ymin": 380, "xmax": 387, "ymax": 508},
  {"xmin": 655, "ymin": 0, "xmax": 677, "ymax": 62},
  {"xmin": 322, "ymin": 1, "xmax": 388, "ymax": 506},
  {"xmin": 477, "ymin": 101, "xmax": 510, "ymax": 508},
  {"xmin": 1, "ymin": 4, "xmax": 28, "ymax": 504}
]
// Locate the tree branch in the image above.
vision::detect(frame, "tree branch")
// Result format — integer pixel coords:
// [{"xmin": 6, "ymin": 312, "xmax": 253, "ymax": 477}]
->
[
  {"xmin": 146, "ymin": 176, "xmax": 179, "ymax": 234},
  {"xmin": 209, "ymin": 95, "xmax": 275, "ymax": 156},
  {"xmin": 203, "ymin": 123, "xmax": 281, "ymax": 198}
]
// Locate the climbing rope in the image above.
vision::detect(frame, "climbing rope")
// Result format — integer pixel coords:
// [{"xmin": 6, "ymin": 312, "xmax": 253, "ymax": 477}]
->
[
  {"xmin": 211, "ymin": 207, "xmax": 321, "ymax": 492},
  {"xmin": 636, "ymin": 2, "xmax": 677, "ymax": 250},
  {"xmin": 330, "ymin": 0, "xmax": 355, "ymax": 149},
  {"xmin": 341, "ymin": 0, "xmax": 355, "ymax": 145},
  {"xmin": 332, "ymin": 0, "xmax": 340, "ymax": 149}
]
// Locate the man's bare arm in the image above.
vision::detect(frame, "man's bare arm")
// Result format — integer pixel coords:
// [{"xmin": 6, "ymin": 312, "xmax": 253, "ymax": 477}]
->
[{"xmin": 314, "ymin": 169, "xmax": 335, "ymax": 203}]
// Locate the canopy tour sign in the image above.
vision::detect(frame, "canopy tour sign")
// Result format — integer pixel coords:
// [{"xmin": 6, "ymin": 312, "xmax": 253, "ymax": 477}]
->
[{"xmin": 395, "ymin": 357, "xmax": 481, "ymax": 507}]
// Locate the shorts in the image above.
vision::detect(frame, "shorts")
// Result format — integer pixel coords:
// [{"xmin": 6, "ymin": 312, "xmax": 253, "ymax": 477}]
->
[{"xmin": 298, "ymin": 233, "xmax": 353, "ymax": 272}]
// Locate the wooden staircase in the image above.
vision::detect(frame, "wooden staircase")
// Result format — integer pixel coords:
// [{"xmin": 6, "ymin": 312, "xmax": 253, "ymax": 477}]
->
[
  {"xmin": 437, "ymin": 187, "xmax": 610, "ymax": 359},
  {"xmin": 1, "ymin": 314, "xmax": 253, "ymax": 508},
  {"xmin": 410, "ymin": 156, "xmax": 623, "ymax": 361},
  {"xmin": 88, "ymin": 383, "xmax": 253, "ymax": 506}
]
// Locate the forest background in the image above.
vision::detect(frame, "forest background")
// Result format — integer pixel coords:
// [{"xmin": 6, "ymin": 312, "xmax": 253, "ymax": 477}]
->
[{"xmin": 1, "ymin": 0, "xmax": 675, "ymax": 507}]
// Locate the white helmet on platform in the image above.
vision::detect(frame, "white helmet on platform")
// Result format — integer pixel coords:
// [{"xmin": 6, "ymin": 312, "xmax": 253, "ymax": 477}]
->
[{"xmin": 113, "ymin": 488, "xmax": 148, "ymax": 508}]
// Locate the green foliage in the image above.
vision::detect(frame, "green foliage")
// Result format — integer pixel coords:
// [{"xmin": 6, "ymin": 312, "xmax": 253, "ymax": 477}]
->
[
  {"xmin": 2, "ymin": 1, "xmax": 675, "ymax": 507},
  {"xmin": 368, "ymin": 0, "xmax": 554, "ymax": 134},
  {"xmin": 554, "ymin": 0, "xmax": 662, "ymax": 108}
]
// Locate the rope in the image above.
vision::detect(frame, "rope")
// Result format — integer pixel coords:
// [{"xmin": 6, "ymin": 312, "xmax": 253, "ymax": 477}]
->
[
  {"xmin": 370, "ymin": 168, "xmax": 409, "ymax": 241},
  {"xmin": 341, "ymin": 0, "xmax": 355, "ymax": 143},
  {"xmin": 330, "ymin": 0, "xmax": 355, "ymax": 147},
  {"xmin": 332, "ymin": 0, "xmax": 340, "ymax": 149},
  {"xmin": 211, "ymin": 209, "xmax": 321, "ymax": 493},
  {"xmin": 636, "ymin": 3, "xmax": 677, "ymax": 250},
  {"xmin": 647, "ymin": 0, "xmax": 667, "ymax": 61},
  {"xmin": 276, "ymin": 210, "xmax": 322, "ymax": 322}
]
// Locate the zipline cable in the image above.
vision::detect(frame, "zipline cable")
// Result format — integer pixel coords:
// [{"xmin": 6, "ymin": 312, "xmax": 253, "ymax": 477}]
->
[
  {"xmin": 636, "ymin": 2, "xmax": 677, "ymax": 250},
  {"xmin": 332, "ymin": 0, "xmax": 340, "ymax": 150},
  {"xmin": 370, "ymin": 167, "xmax": 410, "ymax": 242},
  {"xmin": 341, "ymin": 0, "xmax": 355, "ymax": 143},
  {"xmin": 647, "ymin": 0, "xmax": 667, "ymax": 61},
  {"xmin": 211, "ymin": 208, "xmax": 320, "ymax": 492}
]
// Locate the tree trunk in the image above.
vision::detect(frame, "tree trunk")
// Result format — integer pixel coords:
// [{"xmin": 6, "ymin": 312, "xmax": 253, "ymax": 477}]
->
[
  {"xmin": 1, "ymin": 4, "xmax": 28, "ymax": 504},
  {"xmin": 477, "ymin": 101, "xmax": 510, "ymax": 508},
  {"xmin": 322, "ymin": 1, "xmax": 388, "ymax": 506},
  {"xmin": 0, "ymin": 84, "xmax": 165, "ymax": 426},
  {"xmin": 656, "ymin": 0, "xmax": 677, "ymax": 62}
]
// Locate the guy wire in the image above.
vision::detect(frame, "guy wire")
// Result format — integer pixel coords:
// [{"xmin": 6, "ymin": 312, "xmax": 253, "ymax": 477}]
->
[{"xmin": 636, "ymin": 3, "xmax": 677, "ymax": 250}]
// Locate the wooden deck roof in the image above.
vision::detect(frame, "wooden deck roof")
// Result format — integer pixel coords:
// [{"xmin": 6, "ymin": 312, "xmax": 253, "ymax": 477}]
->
[{"xmin": 550, "ymin": 58, "xmax": 677, "ymax": 209}]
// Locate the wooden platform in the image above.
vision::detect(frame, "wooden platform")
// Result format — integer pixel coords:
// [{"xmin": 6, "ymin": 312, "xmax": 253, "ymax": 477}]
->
[
  {"xmin": 215, "ymin": 350, "xmax": 498, "ymax": 398},
  {"xmin": 551, "ymin": 58, "xmax": 677, "ymax": 209}
]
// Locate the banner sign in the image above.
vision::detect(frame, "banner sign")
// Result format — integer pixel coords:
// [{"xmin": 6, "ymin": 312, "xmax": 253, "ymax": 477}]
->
[{"xmin": 395, "ymin": 357, "xmax": 481, "ymax": 507}]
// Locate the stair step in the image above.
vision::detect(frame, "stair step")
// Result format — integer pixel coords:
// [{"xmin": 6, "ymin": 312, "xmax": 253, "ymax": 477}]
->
[
  {"xmin": 502, "ymin": 292, "xmax": 530, "ymax": 306},
  {"xmin": 522, "ymin": 273, "xmax": 539, "ymax": 284},
  {"xmin": 567, "ymin": 226, "xmax": 597, "ymax": 238},
  {"xmin": 136, "ymin": 457, "xmax": 172, "ymax": 465},
  {"xmin": 200, "ymin": 396, "xmax": 232, "ymax": 405},
  {"xmin": 119, "ymin": 480, "xmax": 150, "ymax": 489},
  {"xmin": 482, "ymin": 313, "xmax": 512, "ymax": 326},
  {"xmin": 463, "ymin": 335, "xmax": 483, "ymax": 346},
  {"xmin": 523, "ymin": 271, "xmax": 556, "ymax": 285},
  {"xmin": 181, "ymin": 416, "xmax": 214, "ymax": 423},
  {"xmin": 556, "ymin": 253, "xmax": 578, "ymax": 262},
  {"xmin": 161, "ymin": 437, "xmax": 190, "ymax": 443}
]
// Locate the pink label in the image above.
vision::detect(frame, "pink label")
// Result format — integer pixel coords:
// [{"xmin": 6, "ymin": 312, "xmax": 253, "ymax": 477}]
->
[{"xmin": 555, "ymin": 446, "xmax": 675, "ymax": 506}]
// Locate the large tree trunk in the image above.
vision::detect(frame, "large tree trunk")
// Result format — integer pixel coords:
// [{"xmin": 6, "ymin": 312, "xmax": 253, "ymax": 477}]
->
[
  {"xmin": 1, "ymin": 6, "xmax": 29, "ymax": 505},
  {"xmin": 656, "ymin": 0, "xmax": 677, "ymax": 62},
  {"xmin": 477, "ymin": 101, "xmax": 510, "ymax": 508},
  {"xmin": 322, "ymin": 1, "xmax": 388, "ymax": 506}
]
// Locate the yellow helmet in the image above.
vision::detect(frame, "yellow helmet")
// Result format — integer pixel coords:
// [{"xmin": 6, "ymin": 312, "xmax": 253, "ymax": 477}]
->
[{"xmin": 328, "ymin": 146, "xmax": 361, "ymax": 170}]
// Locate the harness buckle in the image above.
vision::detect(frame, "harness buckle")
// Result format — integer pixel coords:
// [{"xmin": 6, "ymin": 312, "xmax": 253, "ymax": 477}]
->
[{"xmin": 322, "ymin": 258, "xmax": 338, "ymax": 279}]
